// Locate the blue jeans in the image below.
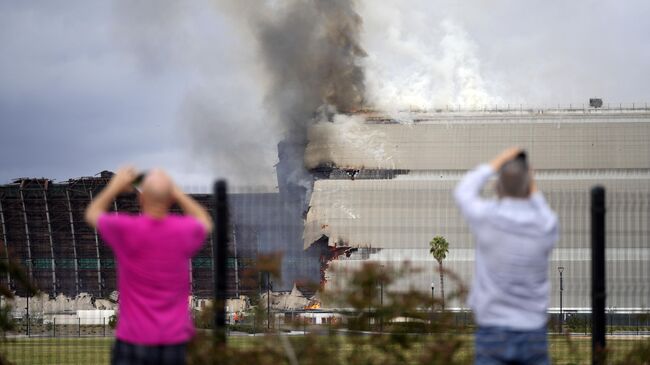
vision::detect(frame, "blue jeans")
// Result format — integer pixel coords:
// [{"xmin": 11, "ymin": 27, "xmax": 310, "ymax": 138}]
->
[
  {"xmin": 112, "ymin": 339, "xmax": 187, "ymax": 365},
  {"xmin": 475, "ymin": 326, "xmax": 549, "ymax": 365}
]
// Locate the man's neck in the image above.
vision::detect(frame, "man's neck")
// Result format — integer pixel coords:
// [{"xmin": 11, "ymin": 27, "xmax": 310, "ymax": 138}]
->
[{"xmin": 142, "ymin": 206, "xmax": 168, "ymax": 219}]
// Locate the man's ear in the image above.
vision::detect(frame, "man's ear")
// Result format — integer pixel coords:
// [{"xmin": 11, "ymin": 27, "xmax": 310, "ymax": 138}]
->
[
  {"xmin": 526, "ymin": 169, "xmax": 534, "ymax": 196},
  {"xmin": 494, "ymin": 179, "xmax": 503, "ymax": 199}
]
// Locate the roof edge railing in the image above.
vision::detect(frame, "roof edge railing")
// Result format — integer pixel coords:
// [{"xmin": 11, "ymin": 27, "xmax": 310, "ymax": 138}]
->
[{"xmin": 355, "ymin": 101, "xmax": 650, "ymax": 116}]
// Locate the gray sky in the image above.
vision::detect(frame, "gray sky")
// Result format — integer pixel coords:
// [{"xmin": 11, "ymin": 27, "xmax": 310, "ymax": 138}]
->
[{"xmin": 1, "ymin": 0, "xmax": 648, "ymax": 187}]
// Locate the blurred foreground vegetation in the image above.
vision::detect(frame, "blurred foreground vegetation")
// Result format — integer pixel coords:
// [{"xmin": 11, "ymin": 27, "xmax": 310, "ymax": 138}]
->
[
  {"xmin": 1, "ymin": 335, "xmax": 650, "ymax": 365},
  {"xmin": 2, "ymin": 261, "xmax": 650, "ymax": 364},
  {"xmin": 187, "ymin": 262, "xmax": 650, "ymax": 365}
]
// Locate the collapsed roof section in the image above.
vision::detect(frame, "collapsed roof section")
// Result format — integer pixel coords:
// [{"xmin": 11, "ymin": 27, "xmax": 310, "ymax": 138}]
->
[{"xmin": 304, "ymin": 110, "xmax": 650, "ymax": 172}]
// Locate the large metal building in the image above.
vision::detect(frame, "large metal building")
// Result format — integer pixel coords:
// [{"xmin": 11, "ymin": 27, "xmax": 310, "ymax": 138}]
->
[
  {"xmin": 304, "ymin": 107, "xmax": 650, "ymax": 311},
  {"xmin": 1, "ymin": 106, "xmax": 648, "ymax": 312}
]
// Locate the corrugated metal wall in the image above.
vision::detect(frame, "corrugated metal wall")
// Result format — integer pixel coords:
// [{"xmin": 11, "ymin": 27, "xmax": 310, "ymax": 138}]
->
[{"xmin": 306, "ymin": 110, "xmax": 650, "ymax": 311}]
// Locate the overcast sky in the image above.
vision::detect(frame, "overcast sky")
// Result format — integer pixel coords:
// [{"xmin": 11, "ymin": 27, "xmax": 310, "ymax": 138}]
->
[{"xmin": 1, "ymin": 0, "xmax": 649, "ymax": 187}]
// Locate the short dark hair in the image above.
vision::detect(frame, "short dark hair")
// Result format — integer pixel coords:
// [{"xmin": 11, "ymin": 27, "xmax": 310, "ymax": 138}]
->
[{"xmin": 497, "ymin": 159, "xmax": 530, "ymax": 198}]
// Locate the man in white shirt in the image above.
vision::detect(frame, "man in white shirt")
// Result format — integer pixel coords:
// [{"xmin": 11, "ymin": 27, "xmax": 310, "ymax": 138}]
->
[{"xmin": 454, "ymin": 147, "xmax": 559, "ymax": 365}]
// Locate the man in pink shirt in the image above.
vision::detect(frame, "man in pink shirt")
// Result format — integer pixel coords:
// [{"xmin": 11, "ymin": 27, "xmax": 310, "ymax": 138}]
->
[{"xmin": 85, "ymin": 167, "xmax": 213, "ymax": 365}]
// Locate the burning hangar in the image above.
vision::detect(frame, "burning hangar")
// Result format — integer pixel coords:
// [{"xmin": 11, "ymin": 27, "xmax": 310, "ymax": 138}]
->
[{"xmin": 303, "ymin": 106, "xmax": 650, "ymax": 311}]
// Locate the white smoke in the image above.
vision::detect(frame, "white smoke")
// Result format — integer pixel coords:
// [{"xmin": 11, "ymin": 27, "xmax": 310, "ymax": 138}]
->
[
  {"xmin": 306, "ymin": 114, "xmax": 392, "ymax": 170},
  {"xmin": 363, "ymin": 17, "xmax": 499, "ymax": 111}
]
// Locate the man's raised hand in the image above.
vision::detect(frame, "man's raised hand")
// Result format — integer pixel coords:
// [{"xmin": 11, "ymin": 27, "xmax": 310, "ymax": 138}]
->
[
  {"xmin": 490, "ymin": 147, "xmax": 523, "ymax": 171},
  {"xmin": 109, "ymin": 166, "xmax": 138, "ymax": 193}
]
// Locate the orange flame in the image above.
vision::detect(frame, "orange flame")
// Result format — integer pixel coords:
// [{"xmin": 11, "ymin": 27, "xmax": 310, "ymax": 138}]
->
[{"xmin": 304, "ymin": 302, "xmax": 321, "ymax": 310}]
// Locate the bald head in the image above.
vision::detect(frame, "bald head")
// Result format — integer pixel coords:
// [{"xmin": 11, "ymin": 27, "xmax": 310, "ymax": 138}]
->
[
  {"xmin": 496, "ymin": 159, "xmax": 531, "ymax": 199},
  {"xmin": 139, "ymin": 169, "xmax": 174, "ymax": 211}
]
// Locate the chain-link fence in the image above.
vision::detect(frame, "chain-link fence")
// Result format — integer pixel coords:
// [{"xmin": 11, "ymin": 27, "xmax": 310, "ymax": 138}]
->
[
  {"xmin": 2, "ymin": 109, "xmax": 650, "ymax": 364},
  {"xmin": 1, "ymin": 182, "xmax": 649, "ymax": 364}
]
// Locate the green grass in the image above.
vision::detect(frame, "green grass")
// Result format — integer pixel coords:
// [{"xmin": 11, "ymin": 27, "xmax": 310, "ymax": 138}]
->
[
  {"xmin": 0, "ymin": 335, "xmax": 647, "ymax": 365},
  {"xmin": 1, "ymin": 337, "xmax": 112, "ymax": 365},
  {"xmin": 549, "ymin": 336, "xmax": 650, "ymax": 364}
]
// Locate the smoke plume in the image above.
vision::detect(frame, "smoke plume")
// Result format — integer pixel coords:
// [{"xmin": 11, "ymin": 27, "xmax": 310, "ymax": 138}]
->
[
  {"xmin": 236, "ymin": 0, "xmax": 367, "ymax": 134},
  {"xmin": 213, "ymin": 0, "xmax": 367, "ymax": 193},
  {"xmin": 362, "ymin": 16, "xmax": 499, "ymax": 112}
]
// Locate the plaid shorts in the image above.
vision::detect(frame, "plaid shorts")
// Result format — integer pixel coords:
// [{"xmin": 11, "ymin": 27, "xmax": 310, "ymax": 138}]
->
[{"xmin": 111, "ymin": 339, "xmax": 187, "ymax": 365}]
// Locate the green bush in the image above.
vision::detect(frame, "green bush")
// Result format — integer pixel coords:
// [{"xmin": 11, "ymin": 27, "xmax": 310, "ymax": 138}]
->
[
  {"xmin": 108, "ymin": 314, "xmax": 118, "ymax": 329},
  {"xmin": 1, "ymin": 253, "xmax": 38, "ymax": 365},
  {"xmin": 227, "ymin": 323, "xmax": 258, "ymax": 334},
  {"xmin": 192, "ymin": 308, "xmax": 214, "ymax": 329},
  {"xmin": 565, "ymin": 314, "xmax": 588, "ymax": 333}
]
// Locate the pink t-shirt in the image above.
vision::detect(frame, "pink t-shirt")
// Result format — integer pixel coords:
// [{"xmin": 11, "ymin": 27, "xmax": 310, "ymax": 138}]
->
[{"xmin": 97, "ymin": 213, "xmax": 207, "ymax": 345}]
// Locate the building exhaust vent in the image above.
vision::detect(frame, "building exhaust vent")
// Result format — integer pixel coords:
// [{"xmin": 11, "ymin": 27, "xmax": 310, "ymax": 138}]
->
[{"xmin": 589, "ymin": 98, "xmax": 603, "ymax": 108}]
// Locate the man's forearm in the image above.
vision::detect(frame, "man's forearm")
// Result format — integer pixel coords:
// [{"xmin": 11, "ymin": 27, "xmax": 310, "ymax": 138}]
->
[
  {"xmin": 174, "ymin": 189, "xmax": 213, "ymax": 232},
  {"xmin": 453, "ymin": 164, "xmax": 494, "ymax": 221},
  {"xmin": 490, "ymin": 147, "xmax": 523, "ymax": 171},
  {"xmin": 454, "ymin": 164, "xmax": 493, "ymax": 204},
  {"xmin": 84, "ymin": 183, "xmax": 121, "ymax": 228},
  {"xmin": 85, "ymin": 166, "xmax": 138, "ymax": 228}
]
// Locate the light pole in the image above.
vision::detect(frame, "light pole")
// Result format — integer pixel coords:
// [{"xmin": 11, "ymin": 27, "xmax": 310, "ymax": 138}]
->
[
  {"xmin": 558, "ymin": 266, "xmax": 564, "ymax": 333},
  {"xmin": 26, "ymin": 293, "xmax": 30, "ymax": 337},
  {"xmin": 267, "ymin": 272, "xmax": 272, "ymax": 330},
  {"xmin": 430, "ymin": 283, "xmax": 435, "ymax": 329},
  {"xmin": 379, "ymin": 265, "xmax": 384, "ymax": 332}
]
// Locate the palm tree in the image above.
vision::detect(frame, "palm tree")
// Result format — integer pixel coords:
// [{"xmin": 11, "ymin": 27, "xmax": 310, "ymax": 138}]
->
[{"xmin": 429, "ymin": 236, "xmax": 449, "ymax": 310}]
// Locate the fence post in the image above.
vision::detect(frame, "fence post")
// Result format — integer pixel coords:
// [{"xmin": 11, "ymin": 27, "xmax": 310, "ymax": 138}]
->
[
  {"xmin": 213, "ymin": 180, "xmax": 229, "ymax": 345},
  {"xmin": 591, "ymin": 186, "xmax": 606, "ymax": 365},
  {"xmin": 26, "ymin": 295, "xmax": 30, "ymax": 337},
  {"xmin": 78, "ymin": 317, "xmax": 81, "ymax": 337},
  {"xmin": 53, "ymin": 317, "xmax": 56, "ymax": 338},
  {"xmin": 103, "ymin": 317, "xmax": 106, "ymax": 337}
]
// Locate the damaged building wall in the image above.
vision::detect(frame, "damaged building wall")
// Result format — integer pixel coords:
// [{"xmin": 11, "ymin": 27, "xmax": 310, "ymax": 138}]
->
[
  {"xmin": 0, "ymin": 174, "xmax": 123, "ymax": 298},
  {"xmin": 259, "ymin": 284, "xmax": 316, "ymax": 311},
  {"xmin": 229, "ymin": 191, "xmax": 324, "ymax": 293},
  {"xmin": 308, "ymin": 177, "xmax": 650, "ymax": 309}
]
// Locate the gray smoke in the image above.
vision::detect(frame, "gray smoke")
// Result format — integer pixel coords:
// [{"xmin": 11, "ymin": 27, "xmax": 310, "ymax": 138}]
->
[
  {"xmin": 251, "ymin": 0, "xmax": 366, "ymax": 137},
  {"xmin": 210, "ymin": 1, "xmax": 370, "ymax": 289},
  {"xmin": 217, "ymin": 0, "xmax": 367, "ymax": 189},
  {"xmin": 112, "ymin": 0, "xmax": 367, "ymax": 186}
]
